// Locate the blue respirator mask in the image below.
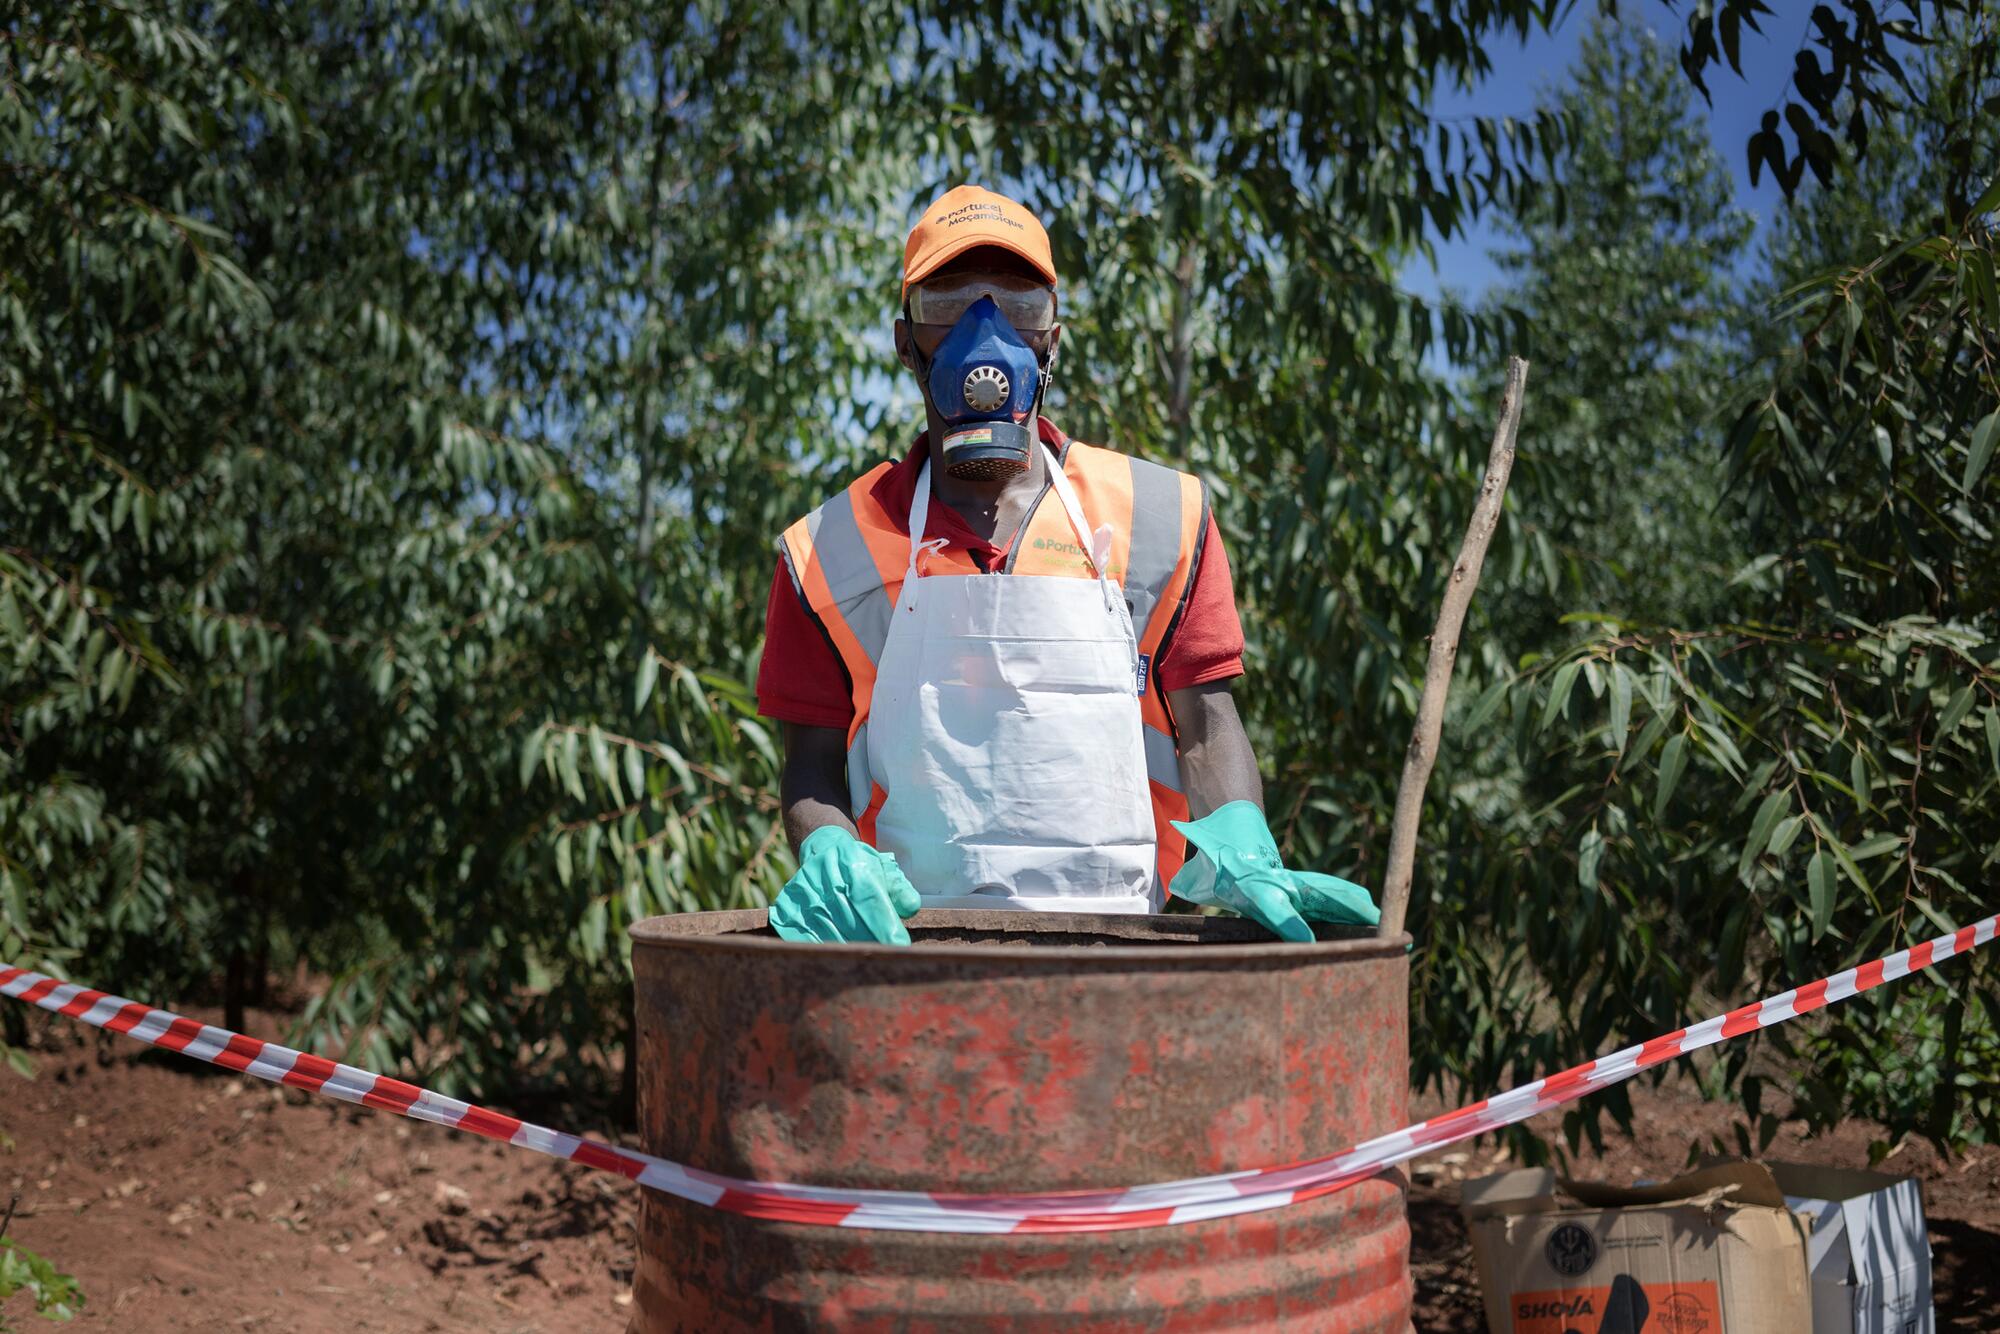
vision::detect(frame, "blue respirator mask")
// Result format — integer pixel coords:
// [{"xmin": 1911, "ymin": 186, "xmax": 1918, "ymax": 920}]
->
[{"xmin": 909, "ymin": 292, "xmax": 1056, "ymax": 481}]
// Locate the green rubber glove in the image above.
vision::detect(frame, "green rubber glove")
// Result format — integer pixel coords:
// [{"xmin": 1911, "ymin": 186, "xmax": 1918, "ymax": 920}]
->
[
  {"xmin": 1169, "ymin": 801, "xmax": 1380, "ymax": 942},
  {"xmin": 769, "ymin": 825, "xmax": 922, "ymax": 945}
]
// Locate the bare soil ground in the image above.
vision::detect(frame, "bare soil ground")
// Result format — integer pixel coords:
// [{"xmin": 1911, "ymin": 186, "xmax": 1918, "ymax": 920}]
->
[{"xmin": 3, "ymin": 998, "xmax": 1996, "ymax": 1332}]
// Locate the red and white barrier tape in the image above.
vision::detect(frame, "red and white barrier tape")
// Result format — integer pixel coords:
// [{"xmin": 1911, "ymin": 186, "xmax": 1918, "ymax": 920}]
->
[{"xmin": 4, "ymin": 911, "xmax": 1993, "ymax": 1234}]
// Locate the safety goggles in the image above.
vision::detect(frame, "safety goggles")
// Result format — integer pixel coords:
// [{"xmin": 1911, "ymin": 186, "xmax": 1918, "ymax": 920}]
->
[{"xmin": 906, "ymin": 271, "xmax": 1057, "ymax": 331}]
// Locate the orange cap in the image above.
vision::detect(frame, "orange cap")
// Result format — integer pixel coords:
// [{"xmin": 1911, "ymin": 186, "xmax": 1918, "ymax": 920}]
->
[{"xmin": 902, "ymin": 185, "xmax": 1057, "ymax": 296}]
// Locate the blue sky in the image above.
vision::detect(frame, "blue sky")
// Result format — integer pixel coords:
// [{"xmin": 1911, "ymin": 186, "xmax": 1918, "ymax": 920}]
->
[{"xmin": 1403, "ymin": 1, "xmax": 1803, "ymax": 310}]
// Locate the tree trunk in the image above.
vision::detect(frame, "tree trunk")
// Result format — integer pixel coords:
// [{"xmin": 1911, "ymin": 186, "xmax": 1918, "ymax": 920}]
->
[
  {"xmin": 631, "ymin": 48, "xmax": 674, "ymax": 621},
  {"xmin": 227, "ymin": 509, "xmax": 264, "ymax": 1034},
  {"xmin": 1378, "ymin": 358, "xmax": 1528, "ymax": 939},
  {"xmin": 622, "ymin": 35, "xmax": 677, "ymax": 1130},
  {"xmin": 1167, "ymin": 245, "xmax": 1197, "ymax": 457}
]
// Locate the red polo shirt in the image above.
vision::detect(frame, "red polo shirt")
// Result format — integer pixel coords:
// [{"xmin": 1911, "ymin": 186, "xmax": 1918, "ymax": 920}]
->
[{"xmin": 757, "ymin": 420, "xmax": 1245, "ymax": 729}]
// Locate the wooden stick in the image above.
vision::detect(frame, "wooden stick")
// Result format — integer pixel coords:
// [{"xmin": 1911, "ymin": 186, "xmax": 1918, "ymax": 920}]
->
[{"xmin": 1378, "ymin": 357, "xmax": 1529, "ymax": 939}]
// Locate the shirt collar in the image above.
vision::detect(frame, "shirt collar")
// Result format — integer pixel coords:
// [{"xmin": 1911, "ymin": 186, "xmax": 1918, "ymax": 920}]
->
[{"xmin": 869, "ymin": 418, "xmax": 1070, "ymax": 556}]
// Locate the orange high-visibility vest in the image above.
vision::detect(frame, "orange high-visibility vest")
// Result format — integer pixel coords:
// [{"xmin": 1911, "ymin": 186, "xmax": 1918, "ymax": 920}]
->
[{"xmin": 776, "ymin": 435, "xmax": 1210, "ymax": 891}]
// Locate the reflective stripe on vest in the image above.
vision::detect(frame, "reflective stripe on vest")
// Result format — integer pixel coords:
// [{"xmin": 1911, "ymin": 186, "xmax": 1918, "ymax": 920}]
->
[
  {"xmin": 802, "ymin": 485, "xmax": 895, "ymax": 671},
  {"xmin": 780, "ymin": 440, "xmax": 1206, "ymax": 888},
  {"xmin": 1123, "ymin": 454, "xmax": 1187, "ymax": 649},
  {"xmin": 1142, "ymin": 725, "xmax": 1183, "ymax": 795}
]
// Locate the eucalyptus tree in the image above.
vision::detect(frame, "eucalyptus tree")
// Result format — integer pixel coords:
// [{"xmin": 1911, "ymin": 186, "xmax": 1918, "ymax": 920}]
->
[
  {"xmin": 1404, "ymin": 16, "xmax": 1759, "ymax": 1139},
  {"xmin": 1487, "ymin": 27, "xmax": 2000, "ymax": 1153},
  {"xmin": 1, "ymin": 2, "xmax": 648, "ymax": 1080},
  {"xmin": 1478, "ymin": 17, "xmax": 1754, "ymax": 638}
]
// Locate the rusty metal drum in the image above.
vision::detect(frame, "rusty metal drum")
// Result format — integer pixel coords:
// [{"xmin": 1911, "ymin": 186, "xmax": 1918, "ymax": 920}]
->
[{"xmin": 629, "ymin": 909, "xmax": 1411, "ymax": 1331}]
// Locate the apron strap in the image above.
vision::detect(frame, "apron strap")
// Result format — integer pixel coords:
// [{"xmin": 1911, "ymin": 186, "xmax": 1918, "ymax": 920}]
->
[
  {"xmin": 1041, "ymin": 456, "xmax": 1113, "ymax": 582},
  {"xmin": 907, "ymin": 460, "xmax": 935, "ymax": 578}
]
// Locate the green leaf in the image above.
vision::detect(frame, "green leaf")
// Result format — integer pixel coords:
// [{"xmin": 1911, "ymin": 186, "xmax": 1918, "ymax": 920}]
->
[
  {"xmin": 1726, "ymin": 554, "xmax": 1781, "ymax": 587},
  {"xmin": 1768, "ymin": 815, "xmax": 1804, "ymax": 857},
  {"xmin": 1608, "ymin": 664, "xmax": 1632, "ymax": 749},
  {"xmin": 1621, "ymin": 712, "xmax": 1670, "ymax": 774},
  {"xmin": 580, "ymin": 897, "xmax": 608, "ymax": 961},
  {"xmin": 1848, "ymin": 834, "xmax": 1903, "ymax": 861},
  {"xmin": 556, "ymin": 832, "xmax": 574, "ymax": 886},
  {"xmin": 0, "ymin": 871, "xmax": 24, "ymax": 932},
  {"xmin": 635, "ymin": 651, "xmax": 660, "ymax": 712},
  {"xmin": 517, "ymin": 726, "xmax": 543, "ymax": 790},
  {"xmin": 588, "ymin": 724, "xmax": 615, "ymax": 793},
  {"xmin": 1825, "ymin": 835, "xmax": 1869, "ymax": 898},
  {"xmin": 1808, "ymin": 850, "xmax": 1834, "ymax": 941},
  {"xmin": 1464, "ymin": 677, "xmax": 1510, "ymax": 731},
  {"xmin": 1986, "ymin": 709, "xmax": 2000, "ymax": 776},
  {"xmin": 1974, "ymin": 173, "xmax": 2000, "ymax": 217},
  {"xmin": 1909, "ymin": 895, "xmax": 1960, "ymax": 938},
  {"xmin": 1536, "ymin": 529, "xmax": 1561, "ymax": 592},
  {"xmin": 1966, "ymin": 410, "xmax": 1999, "ymax": 491},
  {"xmin": 623, "ymin": 744, "xmax": 646, "ymax": 802},
  {"xmin": 558, "ymin": 733, "xmax": 585, "ymax": 802},
  {"xmin": 1540, "ymin": 660, "xmax": 1581, "ymax": 733},
  {"xmin": 1694, "ymin": 719, "xmax": 1746, "ymax": 778},
  {"xmin": 1654, "ymin": 733, "xmax": 1688, "ymax": 821},
  {"xmin": 1801, "ymin": 548, "xmax": 1839, "ymax": 607},
  {"xmin": 1739, "ymin": 790, "xmax": 1789, "ymax": 880},
  {"xmin": 1578, "ymin": 826, "xmax": 1605, "ymax": 889},
  {"xmin": 1718, "ymin": 901, "xmax": 1749, "ymax": 990},
  {"xmin": 97, "ymin": 649, "xmax": 125, "ymax": 705},
  {"xmin": 656, "ymin": 742, "xmax": 695, "ymax": 795},
  {"xmin": 1937, "ymin": 684, "xmax": 1975, "ymax": 736}
]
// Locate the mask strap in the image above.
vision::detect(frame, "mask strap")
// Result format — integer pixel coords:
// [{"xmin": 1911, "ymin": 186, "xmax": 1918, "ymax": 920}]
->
[
  {"xmin": 1042, "ymin": 460, "xmax": 1113, "ymax": 593},
  {"xmin": 902, "ymin": 297, "xmax": 933, "ymax": 383},
  {"xmin": 1031, "ymin": 317, "xmax": 1058, "ymax": 411}
]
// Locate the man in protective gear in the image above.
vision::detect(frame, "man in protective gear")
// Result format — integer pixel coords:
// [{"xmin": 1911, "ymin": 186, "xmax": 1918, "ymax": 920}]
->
[{"xmin": 756, "ymin": 185, "xmax": 1375, "ymax": 944}]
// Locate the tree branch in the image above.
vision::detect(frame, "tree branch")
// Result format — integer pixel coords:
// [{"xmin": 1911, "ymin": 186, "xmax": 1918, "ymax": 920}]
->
[{"xmin": 1379, "ymin": 357, "xmax": 1529, "ymax": 939}]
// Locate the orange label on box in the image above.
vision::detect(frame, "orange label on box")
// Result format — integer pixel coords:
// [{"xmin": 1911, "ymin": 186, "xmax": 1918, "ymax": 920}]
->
[{"xmin": 1511, "ymin": 1281, "xmax": 1721, "ymax": 1334}]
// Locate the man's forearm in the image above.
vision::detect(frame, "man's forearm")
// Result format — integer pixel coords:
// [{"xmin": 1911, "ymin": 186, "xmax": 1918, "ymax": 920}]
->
[
  {"xmin": 1168, "ymin": 680, "xmax": 1264, "ymax": 818},
  {"xmin": 779, "ymin": 722, "xmax": 859, "ymax": 853},
  {"xmin": 782, "ymin": 781, "xmax": 857, "ymax": 853}
]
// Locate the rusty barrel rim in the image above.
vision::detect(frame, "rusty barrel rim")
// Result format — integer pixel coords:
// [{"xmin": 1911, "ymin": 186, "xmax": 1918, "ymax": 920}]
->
[{"xmin": 630, "ymin": 907, "xmax": 1412, "ymax": 963}]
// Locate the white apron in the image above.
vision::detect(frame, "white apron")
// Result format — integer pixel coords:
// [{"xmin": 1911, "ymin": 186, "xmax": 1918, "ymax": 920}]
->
[{"xmin": 867, "ymin": 455, "xmax": 1159, "ymax": 913}]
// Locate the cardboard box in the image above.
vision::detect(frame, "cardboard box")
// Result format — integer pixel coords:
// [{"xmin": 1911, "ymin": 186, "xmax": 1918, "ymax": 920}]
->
[
  {"xmin": 1463, "ymin": 1161, "xmax": 1813, "ymax": 1333},
  {"xmin": 1767, "ymin": 1162, "xmax": 1934, "ymax": 1334}
]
